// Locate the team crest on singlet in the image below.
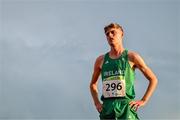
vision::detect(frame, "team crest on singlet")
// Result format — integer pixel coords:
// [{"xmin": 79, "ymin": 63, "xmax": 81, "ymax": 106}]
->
[{"xmin": 103, "ymin": 75, "xmax": 126, "ymax": 98}]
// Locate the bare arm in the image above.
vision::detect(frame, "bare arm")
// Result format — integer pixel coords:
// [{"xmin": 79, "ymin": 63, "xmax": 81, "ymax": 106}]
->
[
  {"xmin": 129, "ymin": 51, "xmax": 158, "ymax": 110},
  {"xmin": 89, "ymin": 55, "xmax": 104, "ymax": 112}
]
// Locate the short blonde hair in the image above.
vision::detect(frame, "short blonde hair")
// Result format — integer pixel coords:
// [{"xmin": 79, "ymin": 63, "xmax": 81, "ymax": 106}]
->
[{"xmin": 104, "ymin": 23, "xmax": 124, "ymax": 33}]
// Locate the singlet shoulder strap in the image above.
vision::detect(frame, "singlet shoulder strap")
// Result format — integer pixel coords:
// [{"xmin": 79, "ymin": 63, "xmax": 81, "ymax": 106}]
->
[
  {"xmin": 122, "ymin": 49, "xmax": 128, "ymax": 60},
  {"xmin": 120, "ymin": 49, "xmax": 128, "ymax": 71},
  {"xmin": 103, "ymin": 52, "xmax": 109, "ymax": 63}
]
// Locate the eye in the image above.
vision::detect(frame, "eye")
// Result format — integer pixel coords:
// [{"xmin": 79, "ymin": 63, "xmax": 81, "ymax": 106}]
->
[
  {"xmin": 105, "ymin": 30, "xmax": 116, "ymax": 36},
  {"xmin": 111, "ymin": 30, "xmax": 116, "ymax": 35},
  {"xmin": 106, "ymin": 32, "xmax": 110, "ymax": 36}
]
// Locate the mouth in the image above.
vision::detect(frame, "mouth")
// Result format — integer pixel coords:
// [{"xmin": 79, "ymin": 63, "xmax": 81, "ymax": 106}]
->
[{"xmin": 109, "ymin": 38, "xmax": 114, "ymax": 41}]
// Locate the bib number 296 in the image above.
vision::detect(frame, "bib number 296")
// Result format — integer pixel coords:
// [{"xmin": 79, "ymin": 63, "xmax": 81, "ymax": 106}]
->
[
  {"xmin": 106, "ymin": 82, "xmax": 122, "ymax": 91},
  {"xmin": 103, "ymin": 79, "xmax": 126, "ymax": 98}
]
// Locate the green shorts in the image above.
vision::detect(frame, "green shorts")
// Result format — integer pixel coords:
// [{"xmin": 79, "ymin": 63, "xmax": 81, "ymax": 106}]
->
[{"xmin": 99, "ymin": 98, "xmax": 139, "ymax": 120}]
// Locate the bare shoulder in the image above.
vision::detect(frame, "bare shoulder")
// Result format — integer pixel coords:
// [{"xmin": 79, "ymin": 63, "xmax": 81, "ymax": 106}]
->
[
  {"xmin": 128, "ymin": 50, "xmax": 141, "ymax": 61},
  {"xmin": 94, "ymin": 54, "xmax": 104, "ymax": 70},
  {"xmin": 128, "ymin": 50, "xmax": 146, "ymax": 68}
]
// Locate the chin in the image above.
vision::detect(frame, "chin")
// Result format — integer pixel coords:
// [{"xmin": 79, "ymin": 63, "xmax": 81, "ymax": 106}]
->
[{"xmin": 109, "ymin": 43, "xmax": 116, "ymax": 47}]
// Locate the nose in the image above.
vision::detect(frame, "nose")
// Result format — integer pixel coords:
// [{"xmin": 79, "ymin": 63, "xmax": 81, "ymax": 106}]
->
[
  {"xmin": 109, "ymin": 33, "xmax": 115, "ymax": 39},
  {"xmin": 107, "ymin": 32, "xmax": 113, "ymax": 38},
  {"xmin": 109, "ymin": 32, "xmax": 113, "ymax": 37}
]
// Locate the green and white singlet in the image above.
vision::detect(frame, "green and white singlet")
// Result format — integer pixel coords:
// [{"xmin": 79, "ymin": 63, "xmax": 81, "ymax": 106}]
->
[{"xmin": 100, "ymin": 49, "xmax": 139, "ymax": 120}]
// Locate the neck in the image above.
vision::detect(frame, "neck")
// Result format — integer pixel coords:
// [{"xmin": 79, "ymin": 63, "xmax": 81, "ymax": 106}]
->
[{"xmin": 110, "ymin": 43, "xmax": 124, "ymax": 56}]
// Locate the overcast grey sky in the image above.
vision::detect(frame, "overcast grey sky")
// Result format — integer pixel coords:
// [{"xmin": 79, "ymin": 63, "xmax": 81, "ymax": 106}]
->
[{"xmin": 1, "ymin": 0, "xmax": 180, "ymax": 119}]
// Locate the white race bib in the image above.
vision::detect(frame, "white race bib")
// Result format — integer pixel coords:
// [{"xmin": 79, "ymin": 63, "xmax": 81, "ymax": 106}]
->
[{"xmin": 102, "ymin": 78, "xmax": 126, "ymax": 98}]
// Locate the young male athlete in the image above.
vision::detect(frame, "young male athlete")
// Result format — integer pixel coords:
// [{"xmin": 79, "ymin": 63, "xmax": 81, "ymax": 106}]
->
[{"xmin": 90, "ymin": 23, "xmax": 158, "ymax": 119}]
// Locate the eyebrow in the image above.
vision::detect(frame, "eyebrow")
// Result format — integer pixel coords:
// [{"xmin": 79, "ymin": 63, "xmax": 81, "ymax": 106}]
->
[{"xmin": 105, "ymin": 30, "xmax": 116, "ymax": 35}]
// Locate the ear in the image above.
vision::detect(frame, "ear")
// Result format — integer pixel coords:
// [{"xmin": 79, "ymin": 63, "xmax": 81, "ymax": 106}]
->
[
  {"xmin": 118, "ymin": 29, "xmax": 123, "ymax": 37},
  {"xmin": 122, "ymin": 32, "xmax": 124, "ymax": 37}
]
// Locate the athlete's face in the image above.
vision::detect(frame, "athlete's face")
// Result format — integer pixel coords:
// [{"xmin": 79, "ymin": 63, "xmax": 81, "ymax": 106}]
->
[{"xmin": 105, "ymin": 28, "xmax": 123, "ymax": 46}]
